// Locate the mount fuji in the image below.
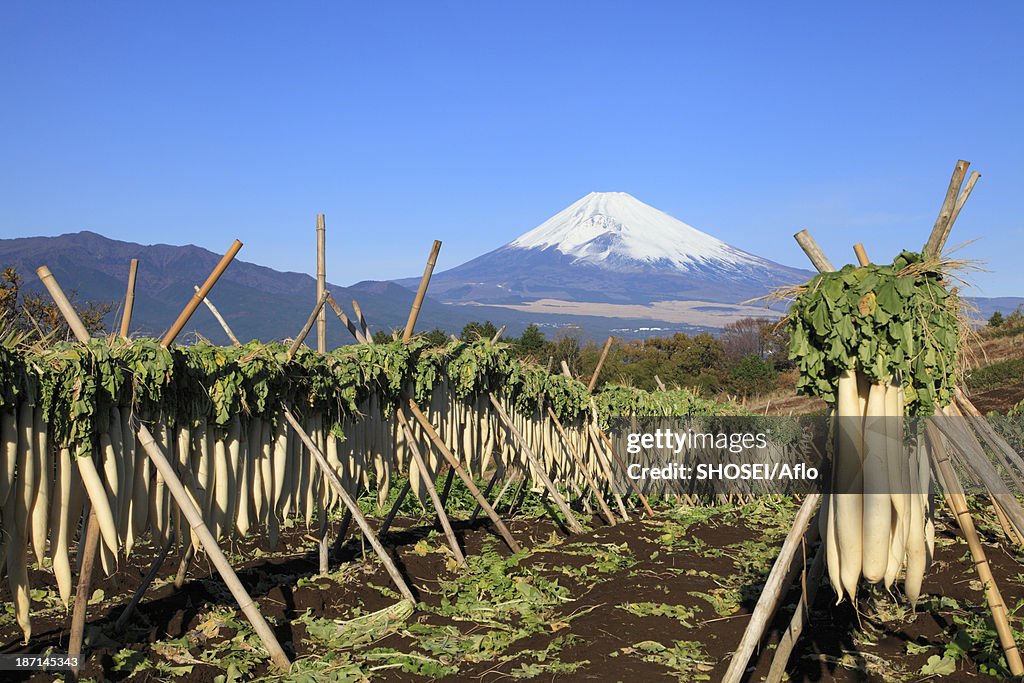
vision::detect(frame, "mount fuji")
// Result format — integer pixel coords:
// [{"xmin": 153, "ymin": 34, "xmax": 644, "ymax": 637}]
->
[{"xmin": 402, "ymin": 192, "xmax": 813, "ymax": 327}]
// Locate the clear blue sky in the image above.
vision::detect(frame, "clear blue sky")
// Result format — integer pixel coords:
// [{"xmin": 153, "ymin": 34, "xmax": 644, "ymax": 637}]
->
[{"xmin": 2, "ymin": 2, "xmax": 1022, "ymax": 296}]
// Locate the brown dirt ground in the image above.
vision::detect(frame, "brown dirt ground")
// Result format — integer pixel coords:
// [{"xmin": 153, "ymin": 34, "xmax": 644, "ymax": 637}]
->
[{"xmin": 2, "ymin": 504, "xmax": 1023, "ymax": 682}]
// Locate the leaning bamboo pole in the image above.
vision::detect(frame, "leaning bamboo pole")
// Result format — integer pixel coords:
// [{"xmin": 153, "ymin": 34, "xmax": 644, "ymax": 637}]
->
[
  {"xmin": 924, "ymin": 160, "xmax": 969, "ymax": 258},
  {"xmin": 281, "ymin": 405, "xmax": 417, "ymax": 604},
  {"xmin": 405, "ymin": 398, "xmax": 521, "ymax": 552},
  {"xmin": 315, "ymin": 214, "xmax": 329, "ymax": 575},
  {"xmin": 927, "ymin": 421, "xmax": 1024, "ymax": 675},
  {"xmin": 546, "ymin": 405, "xmax": 618, "ymax": 526},
  {"xmin": 487, "ymin": 393, "xmax": 586, "ymax": 534},
  {"xmin": 395, "ymin": 409, "xmax": 466, "ymax": 565},
  {"xmin": 721, "ymin": 493, "xmax": 821, "ymax": 683},
  {"xmin": 403, "ymin": 240, "xmax": 442, "ymax": 343},
  {"xmin": 195, "ymin": 285, "xmax": 240, "ymax": 346},
  {"xmin": 119, "ymin": 258, "xmax": 139, "ymax": 339},
  {"xmin": 161, "ymin": 240, "xmax": 242, "ymax": 347},
  {"xmin": 37, "ymin": 264, "xmax": 291, "ymax": 671}
]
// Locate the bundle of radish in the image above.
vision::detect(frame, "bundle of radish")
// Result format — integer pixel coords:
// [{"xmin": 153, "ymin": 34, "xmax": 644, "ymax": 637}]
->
[{"xmin": 787, "ymin": 251, "xmax": 962, "ymax": 603}]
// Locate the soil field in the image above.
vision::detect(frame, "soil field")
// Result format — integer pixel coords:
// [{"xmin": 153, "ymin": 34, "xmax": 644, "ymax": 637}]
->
[{"xmin": 2, "ymin": 497, "xmax": 1023, "ymax": 682}]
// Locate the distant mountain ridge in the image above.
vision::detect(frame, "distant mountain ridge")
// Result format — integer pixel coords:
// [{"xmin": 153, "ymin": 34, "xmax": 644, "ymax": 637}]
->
[{"xmin": 0, "ymin": 231, "xmax": 691, "ymax": 343}]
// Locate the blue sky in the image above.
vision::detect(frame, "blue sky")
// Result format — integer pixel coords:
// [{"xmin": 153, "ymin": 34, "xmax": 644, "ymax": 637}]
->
[{"xmin": 2, "ymin": 2, "xmax": 1022, "ymax": 296}]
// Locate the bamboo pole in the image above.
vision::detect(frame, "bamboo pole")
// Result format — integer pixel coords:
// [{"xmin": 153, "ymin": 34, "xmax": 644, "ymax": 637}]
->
[
  {"xmin": 468, "ymin": 471, "xmax": 501, "ymax": 525},
  {"xmin": 853, "ymin": 243, "xmax": 869, "ymax": 266},
  {"xmin": 38, "ymin": 267, "xmax": 290, "ymax": 670},
  {"xmin": 587, "ymin": 337, "xmax": 613, "ymax": 392},
  {"xmin": 135, "ymin": 422, "xmax": 291, "ymax": 669},
  {"xmin": 315, "ymin": 213, "xmax": 329, "ymax": 575},
  {"xmin": 327, "ymin": 294, "xmax": 367, "ymax": 344},
  {"xmin": 114, "ymin": 533, "xmax": 176, "ymax": 632},
  {"xmin": 487, "ymin": 393, "xmax": 586, "ymax": 534},
  {"xmin": 316, "ymin": 213, "xmax": 327, "ymax": 353},
  {"xmin": 379, "ymin": 480, "xmax": 412, "ymax": 536},
  {"xmin": 491, "ymin": 325, "xmax": 506, "ymax": 344},
  {"xmin": 593, "ymin": 418, "xmax": 655, "ymax": 517},
  {"xmin": 351, "ymin": 299, "xmax": 372, "ymax": 342},
  {"xmin": 546, "ymin": 405, "xmax": 617, "ymax": 526},
  {"xmin": 653, "ymin": 375, "xmax": 666, "ymax": 391},
  {"xmin": 936, "ymin": 170, "xmax": 981, "ymax": 253},
  {"xmin": 721, "ymin": 493, "xmax": 821, "ymax": 683},
  {"xmin": 195, "ymin": 285, "xmax": 241, "ymax": 346},
  {"xmin": 395, "ymin": 409, "xmax": 467, "ymax": 565},
  {"xmin": 405, "ymin": 399, "xmax": 521, "ymax": 552},
  {"xmin": 766, "ymin": 542, "xmax": 827, "ymax": 682},
  {"xmin": 68, "ymin": 513, "xmax": 100, "ymax": 678},
  {"xmin": 281, "ymin": 405, "xmax": 416, "ymax": 603},
  {"xmin": 286, "ymin": 290, "xmax": 330, "ymax": 360},
  {"xmin": 585, "ymin": 421, "xmax": 630, "ymax": 520},
  {"xmin": 926, "ymin": 421, "xmax": 1024, "ymax": 676},
  {"xmin": 161, "ymin": 240, "xmax": 243, "ymax": 347},
  {"xmin": 793, "ymin": 230, "xmax": 835, "ymax": 273},
  {"xmin": 35, "ymin": 266, "xmax": 92, "ymax": 342},
  {"xmin": 403, "ymin": 240, "xmax": 442, "ymax": 343},
  {"xmin": 924, "ymin": 160, "xmax": 970, "ymax": 257},
  {"xmin": 35, "ymin": 267, "xmax": 99, "ymax": 675},
  {"xmin": 119, "ymin": 258, "xmax": 139, "ymax": 338}
]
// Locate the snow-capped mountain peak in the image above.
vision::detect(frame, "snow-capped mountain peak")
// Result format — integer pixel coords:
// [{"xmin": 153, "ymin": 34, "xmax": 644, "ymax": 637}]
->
[{"xmin": 509, "ymin": 191, "xmax": 758, "ymax": 270}]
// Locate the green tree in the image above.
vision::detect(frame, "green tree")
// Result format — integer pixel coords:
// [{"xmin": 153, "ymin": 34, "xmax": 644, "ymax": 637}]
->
[
  {"xmin": 460, "ymin": 320, "xmax": 498, "ymax": 342},
  {"xmin": 421, "ymin": 328, "xmax": 450, "ymax": 347},
  {"xmin": 989, "ymin": 311, "xmax": 1005, "ymax": 327},
  {"xmin": 1, "ymin": 266, "xmax": 113, "ymax": 340},
  {"xmin": 727, "ymin": 353, "xmax": 777, "ymax": 397},
  {"xmin": 512, "ymin": 323, "xmax": 546, "ymax": 358}
]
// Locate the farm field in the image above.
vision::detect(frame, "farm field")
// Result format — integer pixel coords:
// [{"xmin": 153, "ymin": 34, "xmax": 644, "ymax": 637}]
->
[{"xmin": 2, "ymin": 492, "xmax": 1022, "ymax": 682}]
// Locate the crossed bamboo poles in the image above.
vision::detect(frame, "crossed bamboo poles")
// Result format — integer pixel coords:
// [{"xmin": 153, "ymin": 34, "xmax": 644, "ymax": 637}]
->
[
  {"xmin": 725, "ymin": 159, "xmax": 1024, "ymax": 682},
  {"xmin": 36, "ymin": 225, "xmax": 655, "ymax": 676}
]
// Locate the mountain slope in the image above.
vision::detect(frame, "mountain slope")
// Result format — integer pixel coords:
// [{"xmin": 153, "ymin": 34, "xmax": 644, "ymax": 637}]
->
[
  {"xmin": 407, "ymin": 192, "xmax": 814, "ymax": 306},
  {"xmin": 1, "ymin": 231, "xmax": 691, "ymax": 343}
]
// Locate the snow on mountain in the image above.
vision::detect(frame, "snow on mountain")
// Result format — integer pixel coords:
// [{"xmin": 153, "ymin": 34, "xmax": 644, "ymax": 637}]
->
[
  {"xmin": 396, "ymin": 191, "xmax": 815, "ymax": 313},
  {"xmin": 509, "ymin": 191, "xmax": 760, "ymax": 270}
]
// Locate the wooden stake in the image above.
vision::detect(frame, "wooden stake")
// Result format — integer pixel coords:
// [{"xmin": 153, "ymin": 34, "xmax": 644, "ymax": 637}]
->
[
  {"xmin": 315, "ymin": 215, "xmax": 328, "ymax": 575},
  {"xmin": 767, "ymin": 541, "xmax": 826, "ymax": 682},
  {"xmin": 195, "ymin": 285, "xmax": 240, "ymax": 346},
  {"xmin": 379, "ymin": 480, "xmax": 412, "ymax": 536},
  {"xmin": 853, "ymin": 243, "xmax": 870, "ymax": 266},
  {"xmin": 68, "ymin": 512, "xmax": 99, "ymax": 678},
  {"xmin": 115, "ymin": 533, "xmax": 175, "ymax": 631},
  {"xmin": 936, "ymin": 170, "xmax": 981, "ymax": 253},
  {"xmin": 281, "ymin": 405, "xmax": 416, "ymax": 603},
  {"xmin": 403, "ymin": 240, "xmax": 442, "ymax": 343},
  {"xmin": 405, "ymin": 399, "xmax": 521, "ymax": 552},
  {"xmin": 136, "ymin": 422, "xmax": 291, "ymax": 669},
  {"xmin": 119, "ymin": 258, "xmax": 139, "ymax": 338},
  {"xmin": 721, "ymin": 493, "xmax": 821, "ymax": 683},
  {"xmin": 351, "ymin": 299, "xmax": 372, "ymax": 342},
  {"xmin": 287, "ymin": 290, "xmax": 330, "ymax": 360},
  {"xmin": 38, "ymin": 267, "xmax": 288, "ymax": 669},
  {"xmin": 487, "ymin": 393, "xmax": 586, "ymax": 534},
  {"xmin": 587, "ymin": 337, "xmax": 613, "ymax": 392},
  {"xmin": 547, "ymin": 405, "xmax": 617, "ymax": 526},
  {"xmin": 793, "ymin": 230, "xmax": 835, "ymax": 273},
  {"xmin": 927, "ymin": 421, "xmax": 1024, "ymax": 675},
  {"xmin": 924, "ymin": 160, "xmax": 970, "ymax": 257},
  {"xmin": 593, "ymin": 419, "xmax": 655, "ymax": 517},
  {"xmin": 395, "ymin": 408, "xmax": 466, "ymax": 565},
  {"xmin": 653, "ymin": 375, "xmax": 666, "ymax": 391},
  {"xmin": 316, "ymin": 213, "xmax": 327, "ymax": 353},
  {"xmin": 161, "ymin": 240, "xmax": 243, "ymax": 347},
  {"xmin": 35, "ymin": 266, "xmax": 92, "ymax": 342},
  {"xmin": 327, "ymin": 294, "xmax": 367, "ymax": 344},
  {"xmin": 490, "ymin": 325, "xmax": 506, "ymax": 344},
  {"xmin": 469, "ymin": 471, "xmax": 501, "ymax": 525},
  {"xmin": 585, "ymin": 422, "xmax": 630, "ymax": 520}
]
